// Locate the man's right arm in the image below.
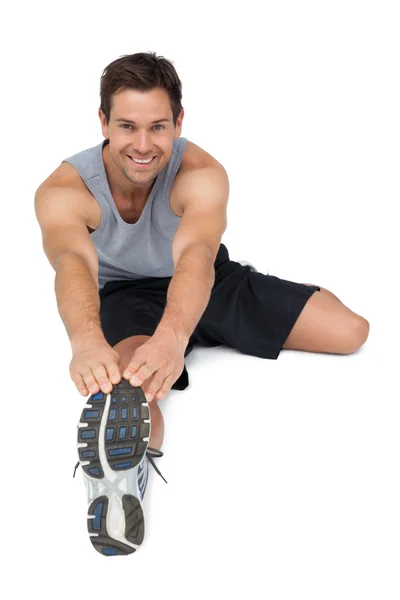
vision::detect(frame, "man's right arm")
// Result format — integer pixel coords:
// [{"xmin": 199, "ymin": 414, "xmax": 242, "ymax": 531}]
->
[
  {"xmin": 34, "ymin": 185, "xmax": 103, "ymax": 349},
  {"xmin": 34, "ymin": 185, "xmax": 122, "ymax": 395},
  {"xmin": 54, "ymin": 252, "xmax": 103, "ymax": 351}
]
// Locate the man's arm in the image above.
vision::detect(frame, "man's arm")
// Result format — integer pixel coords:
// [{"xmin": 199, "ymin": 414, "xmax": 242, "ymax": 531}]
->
[
  {"xmin": 54, "ymin": 253, "xmax": 104, "ymax": 351},
  {"xmin": 35, "ymin": 184, "xmax": 123, "ymax": 398},
  {"xmin": 155, "ymin": 244, "xmax": 216, "ymax": 344},
  {"xmin": 155, "ymin": 165, "xmax": 229, "ymax": 343},
  {"xmin": 34, "ymin": 185, "xmax": 104, "ymax": 351}
]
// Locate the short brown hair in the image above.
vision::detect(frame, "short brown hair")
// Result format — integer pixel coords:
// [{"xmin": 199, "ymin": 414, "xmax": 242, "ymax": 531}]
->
[{"xmin": 100, "ymin": 51, "xmax": 183, "ymax": 127}]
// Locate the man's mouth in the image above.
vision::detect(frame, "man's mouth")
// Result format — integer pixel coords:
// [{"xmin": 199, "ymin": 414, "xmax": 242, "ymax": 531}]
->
[{"xmin": 128, "ymin": 155, "xmax": 156, "ymax": 167}]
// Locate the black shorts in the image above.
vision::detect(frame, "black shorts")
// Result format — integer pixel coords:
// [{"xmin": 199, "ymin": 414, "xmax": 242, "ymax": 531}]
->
[{"xmin": 99, "ymin": 244, "xmax": 320, "ymax": 391}]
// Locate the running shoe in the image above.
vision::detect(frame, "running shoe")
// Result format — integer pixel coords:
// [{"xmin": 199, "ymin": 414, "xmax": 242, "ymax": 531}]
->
[{"xmin": 73, "ymin": 379, "xmax": 167, "ymax": 556}]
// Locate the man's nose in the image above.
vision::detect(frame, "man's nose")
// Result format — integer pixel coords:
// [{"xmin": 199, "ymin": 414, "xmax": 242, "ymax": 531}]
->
[{"xmin": 133, "ymin": 131, "xmax": 153, "ymax": 154}]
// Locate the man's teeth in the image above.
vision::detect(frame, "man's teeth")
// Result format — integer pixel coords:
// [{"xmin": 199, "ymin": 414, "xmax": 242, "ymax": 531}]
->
[{"xmin": 131, "ymin": 156, "xmax": 153, "ymax": 164}]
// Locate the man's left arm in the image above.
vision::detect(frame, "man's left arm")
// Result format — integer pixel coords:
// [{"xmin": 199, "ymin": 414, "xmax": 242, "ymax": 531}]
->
[
  {"xmin": 122, "ymin": 164, "xmax": 229, "ymax": 400},
  {"xmin": 155, "ymin": 164, "xmax": 229, "ymax": 343}
]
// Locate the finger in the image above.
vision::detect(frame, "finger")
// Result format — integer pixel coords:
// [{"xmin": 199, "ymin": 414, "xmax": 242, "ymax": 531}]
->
[
  {"xmin": 144, "ymin": 372, "xmax": 170, "ymax": 402},
  {"xmin": 106, "ymin": 359, "xmax": 123, "ymax": 385},
  {"xmin": 154, "ymin": 374, "xmax": 174, "ymax": 402},
  {"xmin": 91, "ymin": 362, "xmax": 113, "ymax": 393},
  {"xmin": 81, "ymin": 369, "xmax": 100, "ymax": 395},
  {"xmin": 128, "ymin": 362, "xmax": 159, "ymax": 387},
  {"xmin": 113, "ymin": 357, "xmax": 125, "ymax": 378},
  {"xmin": 123, "ymin": 355, "xmax": 146, "ymax": 380},
  {"xmin": 73, "ymin": 373, "xmax": 89, "ymax": 396}
]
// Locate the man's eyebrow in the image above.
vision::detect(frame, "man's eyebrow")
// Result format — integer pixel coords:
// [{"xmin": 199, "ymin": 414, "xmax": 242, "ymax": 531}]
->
[{"xmin": 115, "ymin": 117, "xmax": 170, "ymax": 124}]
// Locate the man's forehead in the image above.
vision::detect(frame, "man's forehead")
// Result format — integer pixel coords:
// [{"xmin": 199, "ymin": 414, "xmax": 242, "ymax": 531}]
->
[{"xmin": 112, "ymin": 90, "xmax": 172, "ymax": 122}]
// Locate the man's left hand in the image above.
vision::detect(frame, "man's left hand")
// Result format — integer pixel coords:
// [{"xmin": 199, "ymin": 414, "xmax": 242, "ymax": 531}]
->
[{"xmin": 122, "ymin": 330, "xmax": 187, "ymax": 402}]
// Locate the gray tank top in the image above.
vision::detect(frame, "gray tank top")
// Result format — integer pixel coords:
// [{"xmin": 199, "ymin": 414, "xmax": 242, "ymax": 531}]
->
[{"xmin": 62, "ymin": 137, "xmax": 188, "ymax": 290}]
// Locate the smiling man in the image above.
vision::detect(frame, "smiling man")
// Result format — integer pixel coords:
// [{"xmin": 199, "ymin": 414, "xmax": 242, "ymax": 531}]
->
[{"xmin": 34, "ymin": 51, "xmax": 369, "ymax": 556}]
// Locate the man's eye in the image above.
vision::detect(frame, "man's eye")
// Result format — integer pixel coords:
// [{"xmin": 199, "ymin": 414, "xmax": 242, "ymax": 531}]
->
[{"xmin": 120, "ymin": 124, "xmax": 165, "ymax": 130}]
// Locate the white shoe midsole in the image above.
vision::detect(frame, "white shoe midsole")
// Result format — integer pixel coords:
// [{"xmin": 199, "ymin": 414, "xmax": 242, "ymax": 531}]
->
[{"xmin": 78, "ymin": 392, "xmax": 147, "ymax": 549}]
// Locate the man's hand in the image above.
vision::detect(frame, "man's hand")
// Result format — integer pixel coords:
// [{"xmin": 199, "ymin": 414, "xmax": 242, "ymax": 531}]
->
[
  {"xmin": 123, "ymin": 330, "xmax": 187, "ymax": 402},
  {"xmin": 69, "ymin": 340, "xmax": 122, "ymax": 396}
]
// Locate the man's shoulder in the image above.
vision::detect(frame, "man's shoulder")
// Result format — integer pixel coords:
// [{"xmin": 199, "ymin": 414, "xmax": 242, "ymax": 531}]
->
[
  {"xmin": 180, "ymin": 139, "xmax": 223, "ymax": 171},
  {"xmin": 36, "ymin": 147, "xmax": 99, "ymax": 231},
  {"xmin": 38, "ymin": 160, "xmax": 86, "ymax": 191},
  {"xmin": 172, "ymin": 139, "xmax": 229, "ymax": 214},
  {"xmin": 38, "ymin": 140, "xmax": 102, "ymax": 192}
]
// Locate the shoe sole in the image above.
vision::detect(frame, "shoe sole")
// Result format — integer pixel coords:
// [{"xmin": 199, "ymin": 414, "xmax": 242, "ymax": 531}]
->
[{"xmin": 77, "ymin": 379, "xmax": 151, "ymax": 556}]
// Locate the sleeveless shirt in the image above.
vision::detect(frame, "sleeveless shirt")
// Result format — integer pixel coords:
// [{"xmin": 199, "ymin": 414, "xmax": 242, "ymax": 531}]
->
[{"xmin": 61, "ymin": 137, "xmax": 188, "ymax": 290}]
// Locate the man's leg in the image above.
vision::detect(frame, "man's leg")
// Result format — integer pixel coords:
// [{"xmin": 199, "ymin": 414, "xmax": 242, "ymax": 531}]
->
[
  {"xmin": 113, "ymin": 335, "xmax": 165, "ymax": 451},
  {"xmin": 302, "ymin": 284, "xmax": 343, "ymax": 305},
  {"xmin": 283, "ymin": 287, "xmax": 370, "ymax": 353}
]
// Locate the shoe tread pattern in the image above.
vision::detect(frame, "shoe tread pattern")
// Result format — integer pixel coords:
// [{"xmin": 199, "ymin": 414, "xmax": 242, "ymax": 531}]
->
[
  {"xmin": 123, "ymin": 495, "xmax": 145, "ymax": 544},
  {"xmin": 87, "ymin": 496, "xmax": 137, "ymax": 556},
  {"xmin": 77, "ymin": 380, "xmax": 150, "ymax": 478}
]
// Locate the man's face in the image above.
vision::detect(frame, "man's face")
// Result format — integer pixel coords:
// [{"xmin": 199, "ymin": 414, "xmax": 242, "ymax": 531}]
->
[{"xmin": 99, "ymin": 87, "xmax": 183, "ymax": 188}]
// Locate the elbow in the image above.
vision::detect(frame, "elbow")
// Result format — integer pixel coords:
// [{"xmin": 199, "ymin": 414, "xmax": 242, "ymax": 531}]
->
[{"xmin": 55, "ymin": 252, "xmax": 99, "ymax": 289}]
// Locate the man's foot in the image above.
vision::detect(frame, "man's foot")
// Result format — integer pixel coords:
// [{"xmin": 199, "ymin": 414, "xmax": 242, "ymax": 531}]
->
[{"xmin": 74, "ymin": 379, "xmax": 167, "ymax": 556}]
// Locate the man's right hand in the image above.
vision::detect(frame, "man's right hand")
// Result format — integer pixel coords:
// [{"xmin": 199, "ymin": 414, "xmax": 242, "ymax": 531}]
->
[{"xmin": 69, "ymin": 340, "xmax": 123, "ymax": 396}]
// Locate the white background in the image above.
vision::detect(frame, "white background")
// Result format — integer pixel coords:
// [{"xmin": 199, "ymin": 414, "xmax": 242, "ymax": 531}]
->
[{"xmin": 1, "ymin": 0, "xmax": 399, "ymax": 598}]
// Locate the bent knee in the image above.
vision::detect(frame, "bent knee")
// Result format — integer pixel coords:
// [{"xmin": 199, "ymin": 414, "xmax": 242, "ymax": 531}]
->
[
  {"xmin": 113, "ymin": 335, "xmax": 152, "ymax": 367},
  {"xmin": 342, "ymin": 317, "xmax": 370, "ymax": 354}
]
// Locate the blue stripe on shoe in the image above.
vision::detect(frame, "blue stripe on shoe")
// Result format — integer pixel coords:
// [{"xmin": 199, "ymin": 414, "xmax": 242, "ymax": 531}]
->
[
  {"xmin": 84, "ymin": 410, "xmax": 100, "ymax": 419},
  {"xmin": 92, "ymin": 502, "xmax": 103, "ymax": 530},
  {"xmin": 106, "ymin": 428, "xmax": 114, "ymax": 441},
  {"xmin": 108, "ymin": 447, "xmax": 132, "ymax": 456},
  {"xmin": 118, "ymin": 427, "xmax": 127, "ymax": 440},
  {"xmin": 88, "ymin": 467, "xmax": 101, "ymax": 477},
  {"xmin": 81, "ymin": 430, "xmax": 96, "ymax": 439}
]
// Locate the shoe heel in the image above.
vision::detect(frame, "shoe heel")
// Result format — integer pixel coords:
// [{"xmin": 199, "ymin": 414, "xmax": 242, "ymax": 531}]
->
[{"xmin": 87, "ymin": 496, "xmax": 140, "ymax": 556}]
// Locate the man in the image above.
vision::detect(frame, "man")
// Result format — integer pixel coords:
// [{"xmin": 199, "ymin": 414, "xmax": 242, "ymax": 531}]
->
[{"xmin": 34, "ymin": 52, "xmax": 370, "ymax": 556}]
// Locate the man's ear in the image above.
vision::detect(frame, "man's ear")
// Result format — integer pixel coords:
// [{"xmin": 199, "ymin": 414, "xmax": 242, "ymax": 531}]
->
[
  {"xmin": 175, "ymin": 108, "xmax": 184, "ymax": 137},
  {"xmin": 98, "ymin": 108, "xmax": 108, "ymax": 138}
]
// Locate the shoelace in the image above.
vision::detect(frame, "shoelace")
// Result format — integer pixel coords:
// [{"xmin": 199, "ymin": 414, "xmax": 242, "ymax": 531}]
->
[{"xmin": 73, "ymin": 446, "xmax": 168, "ymax": 483}]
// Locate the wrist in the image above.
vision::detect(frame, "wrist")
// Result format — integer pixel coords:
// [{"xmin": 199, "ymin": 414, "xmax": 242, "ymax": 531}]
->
[
  {"xmin": 70, "ymin": 326, "xmax": 106, "ymax": 353},
  {"xmin": 154, "ymin": 324, "xmax": 189, "ymax": 349}
]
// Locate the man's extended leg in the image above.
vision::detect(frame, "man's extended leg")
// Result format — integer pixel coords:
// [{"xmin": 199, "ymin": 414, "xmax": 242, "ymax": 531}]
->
[
  {"xmin": 113, "ymin": 335, "xmax": 165, "ymax": 451},
  {"xmin": 283, "ymin": 287, "xmax": 369, "ymax": 353},
  {"xmin": 302, "ymin": 284, "xmax": 343, "ymax": 304}
]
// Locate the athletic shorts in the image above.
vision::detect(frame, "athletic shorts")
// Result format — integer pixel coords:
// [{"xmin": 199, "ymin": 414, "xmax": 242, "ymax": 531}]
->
[{"xmin": 99, "ymin": 244, "xmax": 320, "ymax": 391}]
